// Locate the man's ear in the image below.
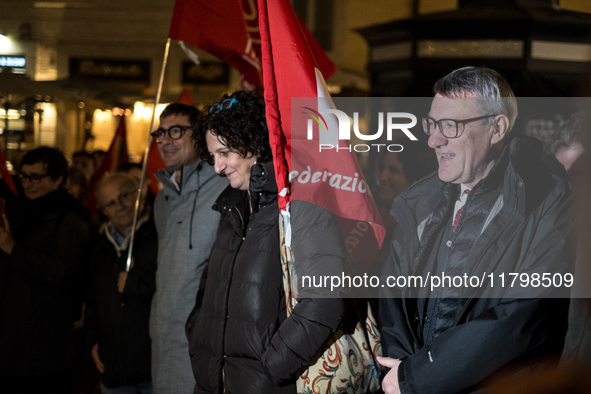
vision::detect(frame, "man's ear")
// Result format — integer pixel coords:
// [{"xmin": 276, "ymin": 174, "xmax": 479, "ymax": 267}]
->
[{"xmin": 491, "ymin": 115, "xmax": 510, "ymax": 144}]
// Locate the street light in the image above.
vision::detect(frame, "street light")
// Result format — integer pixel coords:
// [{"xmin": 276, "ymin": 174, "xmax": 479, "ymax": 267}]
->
[{"xmin": 0, "ymin": 34, "xmax": 9, "ymax": 51}]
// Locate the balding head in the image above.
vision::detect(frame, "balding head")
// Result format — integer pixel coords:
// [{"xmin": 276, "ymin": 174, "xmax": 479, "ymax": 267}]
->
[{"xmin": 97, "ymin": 173, "xmax": 139, "ymax": 235}]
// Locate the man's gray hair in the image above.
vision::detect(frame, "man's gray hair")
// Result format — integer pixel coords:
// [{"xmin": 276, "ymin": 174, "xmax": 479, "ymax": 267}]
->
[
  {"xmin": 433, "ymin": 67, "xmax": 518, "ymax": 133},
  {"xmin": 96, "ymin": 172, "xmax": 139, "ymax": 206}
]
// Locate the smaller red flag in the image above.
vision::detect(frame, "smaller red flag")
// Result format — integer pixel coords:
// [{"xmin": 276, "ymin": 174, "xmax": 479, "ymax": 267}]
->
[
  {"xmin": 177, "ymin": 89, "xmax": 195, "ymax": 106},
  {"xmin": 0, "ymin": 143, "xmax": 17, "ymax": 195},
  {"xmin": 86, "ymin": 116, "xmax": 130, "ymax": 211},
  {"xmin": 169, "ymin": 0, "xmax": 262, "ymax": 88},
  {"xmin": 146, "ymin": 140, "xmax": 165, "ymax": 195},
  {"xmin": 169, "ymin": 0, "xmax": 335, "ymax": 89}
]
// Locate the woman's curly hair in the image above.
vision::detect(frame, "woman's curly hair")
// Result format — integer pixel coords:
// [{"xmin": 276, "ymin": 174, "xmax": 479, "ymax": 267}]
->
[{"xmin": 193, "ymin": 89, "xmax": 273, "ymax": 165}]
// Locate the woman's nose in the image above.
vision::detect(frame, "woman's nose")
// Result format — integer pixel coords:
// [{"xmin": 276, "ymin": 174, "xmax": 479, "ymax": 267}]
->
[{"xmin": 214, "ymin": 156, "xmax": 225, "ymax": 175}]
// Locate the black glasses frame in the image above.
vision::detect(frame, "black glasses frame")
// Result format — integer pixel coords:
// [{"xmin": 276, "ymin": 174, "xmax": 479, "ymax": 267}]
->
[
  {"xmin": 422, "ymin": 114, "xmax": 499, "ymax": 139},
  {"xmin": 151, "ymin": 125, "xmax": 192, "ymax": 143},
  {"xmin": 18, "ymin": 172, "xmax": 51, "ymax": 185}
]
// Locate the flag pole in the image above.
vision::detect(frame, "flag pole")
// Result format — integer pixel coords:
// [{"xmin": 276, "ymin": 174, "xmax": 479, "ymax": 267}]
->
[{"xmin": 125, "ymin": 37, "xmax": 171, "ymax": 273}]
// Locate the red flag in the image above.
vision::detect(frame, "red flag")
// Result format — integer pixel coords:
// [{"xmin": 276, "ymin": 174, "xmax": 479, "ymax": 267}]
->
[
  {"xmin": 177, "ymin": 89, "xmax": 195, "ymax": 106},
  {"xmin": 241, "ymin": 0, "xmax": 336, "ymax": 80},
  {"xmin": 144, "ymin": 90, "xmax": 194, "ymax": 194},
  {"xmin": 169, "ymin": 0, "xmax": 336, "ymax": 89},
  {"xmin": 0, "ymin": 144, "xmax": 17, "ymax": 195},
  {"xmin": 259, "ymin": 0, "xmax": 384, "ymax": 268},
  {"xmin": 146, "ymin": 140, "xmax": 165, "ymax": 195},
  {"xmin": 169, "ymin": 0, "xmax": 262, "ymax": 88},
  {"xmin": 86, "ymin": 115, "xmax": 130, "ymax": 211}
]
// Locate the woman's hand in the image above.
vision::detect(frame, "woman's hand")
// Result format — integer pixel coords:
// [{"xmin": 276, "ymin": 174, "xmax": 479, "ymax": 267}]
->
[{"xmin": 0, "ymin": 214, "xmax": 15, "ymax": 255}]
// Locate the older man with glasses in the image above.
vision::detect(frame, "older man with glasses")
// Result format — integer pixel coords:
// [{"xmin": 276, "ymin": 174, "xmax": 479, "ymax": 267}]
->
[
  {"xmin": 377, "ymin": 67, "xmax": 572, "ymax": 394},
  {"xmin": 149, "ymin": 103, "xmax": 228, "ymax": 393},
  {"xmin": 85, "ymin": 172, "xmax": 157, "ymax": 394}
]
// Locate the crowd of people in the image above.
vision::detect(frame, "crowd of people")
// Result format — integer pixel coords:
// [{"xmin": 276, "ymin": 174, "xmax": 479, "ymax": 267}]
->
[{"xmin": 0, "ymin": 66, "xmax": 589, "ymax": 394}]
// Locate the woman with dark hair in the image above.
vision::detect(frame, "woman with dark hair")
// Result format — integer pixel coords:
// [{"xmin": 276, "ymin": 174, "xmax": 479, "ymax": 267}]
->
[
  {"xmin": 0, "ymin": 146, "xmax": 90, "ymax": 393},
  {"xmin": 187, "ymin": 90, "xmax": 344, "ymax": 393}
]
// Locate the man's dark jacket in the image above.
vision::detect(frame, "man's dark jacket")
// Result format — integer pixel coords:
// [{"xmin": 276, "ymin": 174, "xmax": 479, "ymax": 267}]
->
[
  {"xmin": 84, "ymin": 215, "xmax": 157, "ymax": 388},
  {"xmin": 186, "ymin": 162, "xmax": 343, "ymax": 394},
  {"xmin": 0, "ymin": 189, "xmax": 89, "ymax": 377},
  {"xmin": 379, "ymin": 135, "xmax": 572, "ymax": 394}
]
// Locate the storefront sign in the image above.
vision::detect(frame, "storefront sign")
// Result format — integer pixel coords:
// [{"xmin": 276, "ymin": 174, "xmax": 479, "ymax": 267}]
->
[
  {"xmin": 182, "ymin": 61, "xmax": 229, "ymax": 85},
  {"xmin": 70, "ymin": 58, "xmax": 150, "ymax": 82}
]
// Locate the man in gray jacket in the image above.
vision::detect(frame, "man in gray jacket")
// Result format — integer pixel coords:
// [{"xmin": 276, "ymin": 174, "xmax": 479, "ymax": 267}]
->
[{"xmin": 150, "ymin": 103, "xmax": 228, "ymax": 393}]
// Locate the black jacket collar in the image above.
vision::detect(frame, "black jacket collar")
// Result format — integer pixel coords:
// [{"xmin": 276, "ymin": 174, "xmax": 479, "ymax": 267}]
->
[{"xmin": 213, "ymin": 162, "xmax": 277, "ymax": 214}]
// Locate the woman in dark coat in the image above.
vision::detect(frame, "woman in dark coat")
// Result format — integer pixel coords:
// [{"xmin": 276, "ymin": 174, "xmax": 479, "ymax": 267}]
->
[
  {"xmin": 0, "ymin": 147, "xmax": 90, "ymax": 393},
  {"xmin": 186, "ymin": 90, "xmax": 344, "ymax": 394}
]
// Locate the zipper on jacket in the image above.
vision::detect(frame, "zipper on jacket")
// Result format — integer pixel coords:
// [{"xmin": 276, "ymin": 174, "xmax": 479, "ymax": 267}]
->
[
  {"xmin": 234, "ymin": 206, "xmax": 245, "ymax": 234},
  {"xmin": 222, "ymin": 205, "xmax": 242, "ymax": 394},
  {"xmin": 403, "ymin": 199, "xmax": 452, "ymax": 350},
  {"xmin": 236, "ymin": 208, "xmax": 245, "ymax": 232}
]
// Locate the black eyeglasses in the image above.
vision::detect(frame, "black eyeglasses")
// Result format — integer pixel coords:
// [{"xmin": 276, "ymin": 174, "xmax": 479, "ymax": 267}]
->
[
  {"xmin": 151, "ymin": 125, "xmax": 192, "ymax": 144},
  {"xmin": 210, "ymin": 98, "xmax": 241, "ymax": 113},
  {"xmin": 422, "ymin": 114, "xmax": 499, "ymax": 139},
  {"xmin": 18, "ymin": 172, "xmax": 50, "ymax": 185},
  {"xmin": 100, "ymin": 189, "xmax": 137, "ymax": 211}
]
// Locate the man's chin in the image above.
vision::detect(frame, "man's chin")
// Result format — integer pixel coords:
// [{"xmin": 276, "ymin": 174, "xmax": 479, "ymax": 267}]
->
[
  {"xmin": 437, "ymin": 170, "xmax": 459, "ymax": 184},
  {"xmin": 165, "ymin": 162, "xmax": 181, "ymax": 172}
]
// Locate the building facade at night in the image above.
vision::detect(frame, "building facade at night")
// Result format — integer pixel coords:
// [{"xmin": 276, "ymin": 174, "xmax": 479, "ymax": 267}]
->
[{"xmin": 1, "ymin": 0, "xmax": 591, "ymax": 164}]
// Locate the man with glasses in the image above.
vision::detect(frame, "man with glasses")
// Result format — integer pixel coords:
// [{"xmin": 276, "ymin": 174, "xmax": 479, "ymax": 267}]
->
[
  {"xmin": 150, "ymin": 103, "xmax": 227, "ymax": 393},
  {"xmin": 85, "ymin": 172, "xmax": 156, "ymax": 393},
  {"xmin": 378, "ymin": 67, "xmax": 571, "ymax": 393}
]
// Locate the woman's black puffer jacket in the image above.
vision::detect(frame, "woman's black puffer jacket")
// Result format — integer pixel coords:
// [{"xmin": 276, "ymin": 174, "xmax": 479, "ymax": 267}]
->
[{"xmin": 187, "ymin": 162, "xmax": 343, "ymax": 394}]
